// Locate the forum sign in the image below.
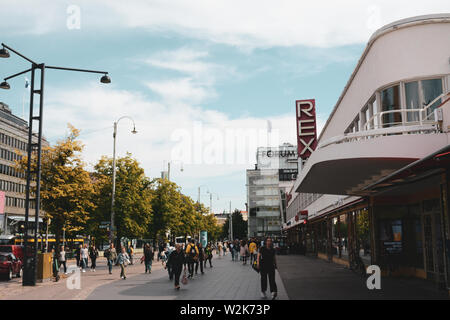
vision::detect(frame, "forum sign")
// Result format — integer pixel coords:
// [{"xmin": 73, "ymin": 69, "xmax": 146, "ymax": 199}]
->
[{"xmin": 296, "ymin": 99, "xmax": 318, "ymax": 160}]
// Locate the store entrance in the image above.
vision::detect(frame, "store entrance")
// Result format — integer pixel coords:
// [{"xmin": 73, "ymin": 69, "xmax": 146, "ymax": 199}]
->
[{"xmin": 422, "ymin": 199, "xmax": 445, "ymax": 285}]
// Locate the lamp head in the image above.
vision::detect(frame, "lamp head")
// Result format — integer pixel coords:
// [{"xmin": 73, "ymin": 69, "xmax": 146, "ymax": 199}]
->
[
  {"xmin": 0, "ymin": 47, "xmax": 10, "ymax": 58},
  {"xmin": 100, "ymin": 74, "xmax": 111, "ymax": 84},
  {"xmin": 0, "ymin": 81, "xmax": 10, "ymax": 90},
  {"xmin": 131, "ymin": 127, "xmax": 137, "ymax": 134}
]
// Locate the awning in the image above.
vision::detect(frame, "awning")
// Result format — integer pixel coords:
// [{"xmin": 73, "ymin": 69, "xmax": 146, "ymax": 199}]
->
[
  {"xmin": 7, "ymin": 215, "xmax": 43, "ymax": 223},
  {"xmin": 363, "ymin": 144, "xmax": 450, "ymax": 194}
]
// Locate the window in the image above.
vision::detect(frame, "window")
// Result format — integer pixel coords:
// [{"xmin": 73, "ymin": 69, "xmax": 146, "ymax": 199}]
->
[
  {"xmin": 405, "ymin": 81, "xmax": 420, "ymax": 122},
  {"xmin": 381, "ymin": 85, "xmax": 401, "ymax": 127},
  {"xmin": 422, "ymin": 79, "xmax": 443, "ymax": 118}
]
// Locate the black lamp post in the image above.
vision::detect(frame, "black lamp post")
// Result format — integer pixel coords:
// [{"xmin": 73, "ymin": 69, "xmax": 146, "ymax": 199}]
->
[{"xmin": 0, "ymin": 43, "xmax": 110, "ymax": 286}]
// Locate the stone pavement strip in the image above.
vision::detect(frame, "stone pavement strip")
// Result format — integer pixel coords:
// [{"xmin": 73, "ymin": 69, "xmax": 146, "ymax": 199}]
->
[
  {"xmin": 0, "ymin": 254, "xmax": 288, "ymax": 300},
  {"xmin": 87, "ymin": 254, "xmax": 289, "ymax": 300},
  {"xmin": 0, "ymin": 257, "xmax": 164, "ymax": 300}
]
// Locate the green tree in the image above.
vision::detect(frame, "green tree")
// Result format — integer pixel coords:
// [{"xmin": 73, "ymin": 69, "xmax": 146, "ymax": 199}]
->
[
  {"xmin": 16, "ymin": 124, "xmax": 96, "ymax": 250},
  {"xmin": 91, "ymin": 154, "xmax": 153, "ymax": 245},
  {"xmin": 222, "ymin": 209, "xmax": 248, "ymax": 240},
  {"xmin": 149, "ymin": 178, "xmax": 183, "ymax": 241}
]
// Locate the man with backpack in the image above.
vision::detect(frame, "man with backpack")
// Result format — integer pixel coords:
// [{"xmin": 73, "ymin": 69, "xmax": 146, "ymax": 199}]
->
[{"xmin": 185, "ymin": 239, "xmax": 199, "ymax": 279}]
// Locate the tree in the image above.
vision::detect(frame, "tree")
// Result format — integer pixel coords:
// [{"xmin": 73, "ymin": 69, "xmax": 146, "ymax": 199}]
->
[
  {"xmin": 149, "ymin": 178, "xmax": 183, "ymax": 241},
  {"xmin": 202, "ymin": 213, "xmax": 222, "ymax": 241},
  {"xmin": 222, "ymin": 209, "xmax": 248, "ymax": 240},
  {"xmin": 16, "ymin": 124, "xmax": 96, "ymax": 251},
  {"xmin": 91, "ymin": 154, "xmax": 153, "ymax": 246}
]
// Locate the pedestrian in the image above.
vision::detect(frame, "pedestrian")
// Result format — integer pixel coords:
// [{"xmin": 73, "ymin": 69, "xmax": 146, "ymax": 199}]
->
[
  {"xmin": 118, "ymin": 247, "xmax": 130, "ymax": 280},
  {"xmin": 165, "ymin": 246, "xmax": 174, "ymax": 279},
  {"xmin": 240, "ymin": 240, "xmax": 249, "ymax": 265},
  {"xmin": 127, "ymin": 245, "xmax": 134, "ymax": 265},
  {"xmin": 218, "ymin": 242, "xmax": 223, "ymax": 258},
  {"xmin": 105, "ymin": 243, "xmax": 117, "ymax": 274},
  {"xmin": 185, "ymin": 239, "xmax": 199, "ymax": 278},
  {"xmin": 167, "ymin": 244, "xmax": 185, "ymax": 290},
  {"xmin": 204, "ymin": 243, "xmax": 213, "ymax": 268},
  {"xmin": 195, "ymin": 242, "xmax": 205, "ymax": 275},
  {"xmin": 75, "ymin": 244, "xmax": 81, "ymax": 267},
  {"xmin": 58, "ymin": 245, "xmax": 67, "ymax": 274},
  {"xmin": 257, "ymin": 237, "xmax": 278, "ymax": 300},
  {"xmin": 158, "ymin": 242, "xmax": 164, "ymax": 261},
  {"xmin": 230, "ymin": 242, "xmax": 235, "ymax": 261},
  {"xmin": 51, "ymin": 248, "xmax": 60, "ymax": 282},
  {"xmin": 249, "ymin": 239, "xmax": 257, "ymax": 264},
  {"xmin": 143, "ymin": 243, "xmax": 154, "ymax": 274},
  {"xmin": 89, "ymin": 244, "xmax": 99, "ymax": 272},
  {"xmin": 80, "ymin": 244, "xmax": 89, "ymax": 272},
  {"xmin": 234, "ymin": 240, "xmax": 240, "ymax": 262}
]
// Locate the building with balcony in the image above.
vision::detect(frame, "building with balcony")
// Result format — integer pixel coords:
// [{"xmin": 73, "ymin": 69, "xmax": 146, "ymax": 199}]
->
[
  {"xmin": 247, "ymin": 143, "xmax": 298, "ymax": 237},
  {"xmin": 284, "ymin": 14, "xmax": 450, "ymax": 291}
]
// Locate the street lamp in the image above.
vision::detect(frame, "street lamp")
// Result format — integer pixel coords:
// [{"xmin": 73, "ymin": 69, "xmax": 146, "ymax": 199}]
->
[
  {"xmin": 166, "ymin": 160, "xmax": 183, "ymax": 181},
  {"xmin": 0, "ymin": 43, "xmax": 110, "ymax": 286},
  {"xmin": 110, "ymin": 116, "xmax": 137, "ymax": 244},
  {"xmin": 197, "ymin": 185, "xmax": 208, "ymax": 203},
  {"xmin": 206, "ymin": 190, "xmax": 219, "ymax": 215}
]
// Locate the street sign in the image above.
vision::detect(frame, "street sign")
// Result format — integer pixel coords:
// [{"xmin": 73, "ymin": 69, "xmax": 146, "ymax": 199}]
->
[
  {"xmin": 99, "ymin": 225, "xmax": 109, "ymax": 229},
  {"xmin": 296, "ymin": 99, "xmax": 318, "ymax": 160},
  {"xmin": 100, "ymin": 221, "xmax": 110, "ymax": 225}
]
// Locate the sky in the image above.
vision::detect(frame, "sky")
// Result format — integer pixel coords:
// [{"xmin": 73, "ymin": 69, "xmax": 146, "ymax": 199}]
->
[{"xmin": 0, "ymin": 0, "xmax": 449, "ymax": 213}]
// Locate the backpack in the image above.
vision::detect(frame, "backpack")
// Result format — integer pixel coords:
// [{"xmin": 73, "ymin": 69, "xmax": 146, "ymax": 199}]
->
[{"xmin": 189, "ymin": 245, "xmax": 197, "ymax": 257}]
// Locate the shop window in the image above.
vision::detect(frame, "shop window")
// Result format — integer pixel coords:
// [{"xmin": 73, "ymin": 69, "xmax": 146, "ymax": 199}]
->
[
  {"xmin": 379, "ymin": 219, "xmax": 403, "ymax": 255},
  {"xmin": 356, "ymin": 209, "xmax": 371, "ymax": 264},
  {"xmin": 381, "ymin": 85, "xmax": 401, "ymax": 127}
]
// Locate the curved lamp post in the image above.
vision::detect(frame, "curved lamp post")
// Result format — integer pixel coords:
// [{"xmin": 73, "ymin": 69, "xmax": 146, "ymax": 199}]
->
[
  {"xmin": 110, "ymin": 116, "xmax": 137, "ymax": 243},
  {"xmin": 0, "ymin": 43, "xmax": 110, "ymax": 286}
]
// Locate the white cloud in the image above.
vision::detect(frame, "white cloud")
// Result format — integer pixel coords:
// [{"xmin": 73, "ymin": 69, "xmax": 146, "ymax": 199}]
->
[
  {"xmin": 1, "ymin": 1, "xmax": 448, "ymax": 48},
  {"xmin": 42, "ymin": 84, "xmax": 323, "ymax": 211}
]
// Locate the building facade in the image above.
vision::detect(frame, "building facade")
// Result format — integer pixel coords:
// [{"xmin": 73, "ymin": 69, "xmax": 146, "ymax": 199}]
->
[
  {"xmin": 0, "ymin": 102, "xmax": 47, "ymax": 235},
  {"xmin": 284, "ymin": 14, "xmax": 450, "ymax": 291},
  {"xmin": 247, "ymin": 143, "xmax": 298, "ymax": 237}
]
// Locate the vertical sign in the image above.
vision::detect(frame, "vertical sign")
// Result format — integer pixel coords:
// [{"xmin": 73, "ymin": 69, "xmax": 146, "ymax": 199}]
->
[
  {"xmin": 200, "ymin": 230, "xmax": 208, "ymax": 247},
  {"xmin": 296, "ymin": 99, "xmax": 318, "ymax": 159}
]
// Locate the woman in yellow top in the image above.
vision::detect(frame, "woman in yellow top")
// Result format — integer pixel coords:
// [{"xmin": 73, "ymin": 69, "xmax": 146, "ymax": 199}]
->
[{"xmin": 249, "ymin": 240, "xmax": 257, "ymax": 264}]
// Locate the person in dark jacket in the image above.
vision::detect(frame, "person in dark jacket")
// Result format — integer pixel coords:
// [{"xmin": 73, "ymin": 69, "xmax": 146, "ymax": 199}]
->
[
  {"xmin": 257, "ymin": 237, "xmax": 278, "ymax": 300},
  {"xmin": 75, "ymin": 244, "xmax": 82, "ymax": 267},
  {"xmin": 167, "ymin": 244, "xmax": 185, "ymax": 290},
  {"xmin": 143, "ymin": 243, "xmax": 154, "ymax": 274},
  {"xmin": 89, "ymin": 245, "xmax": 99, "ymax": 272},
  {"xmin": 195, "ymin": 242, "xmax": 205, "ymax": 275}
]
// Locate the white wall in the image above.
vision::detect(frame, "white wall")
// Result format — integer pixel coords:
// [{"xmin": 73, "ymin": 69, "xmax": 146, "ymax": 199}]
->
[{"xmin": 321, "ymin": 21, "xmax": 450, "ymax": 141}]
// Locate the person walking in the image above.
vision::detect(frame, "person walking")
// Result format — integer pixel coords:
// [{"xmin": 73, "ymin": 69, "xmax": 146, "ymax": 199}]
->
[
  {"xmin": 75, "ymin": 244, "xmax": 81, "ymax": 267},
  {"xmin": 195, "ymin": 242, "xmax": 205, "ymax": 275},
  {"xmin": 218, "ymin": 242, "xmax": 223, "ymax": 258},
  {"xmin": 143, "ymin": 243, "xmax": 154, "ymax": 274},
  {"xmin": 158, "ymin": 242, "xmax": 164, "ymax": 261},
  {"xmin": 89, "ymin": 244, "xmax": 99, "ymax": 272},
  {"xmin": 167, "ymin": 244, "xmax": 185, "ymax": 290},
  {"xmin": 105, "ymin": 243, "xmax": 117, "ymax": 274},
  {"xmin": 51, "ymin": 248, "xmax": 60, "ymax": 282},
  {"xmin": 185, "ymin": 240, "xmax": 199, "ymax": 278},
  {"xmin": 240, "ymin": 240, "xmax": 249, "ymax": 265},
  {"xmin": 117, "ymin": 247, "xmax": 130, "ymax": 280},
  {"xmin": 234, "ymin": 240, "xmax": 240, "ymax": 262},
  {"xmin": 257, "ymin": 237, "xmax": 278, "ymax": 300},
  {"xmin": 204, "ymin": 243, "xmax": 213, "ymax": 268},
  {"xmin": 249, "ymin": 239, "xmax": 257, "ymax": 264},
  {"xmin": 127, "ymin": 245, "xmax": 134, "ymax": 265},
  {"xmin": 58, "ymin": 245, "xmax": 67, "ymax": 274},
  {"xmin": 80, "ymin": 244, "xmax": 89, "ymax": 272}
]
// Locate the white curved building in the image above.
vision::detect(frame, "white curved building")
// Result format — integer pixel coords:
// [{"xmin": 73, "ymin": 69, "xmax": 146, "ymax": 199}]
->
[{"xmin": 285, "ymin": 14, "xmax": 450, "ymax": 291}]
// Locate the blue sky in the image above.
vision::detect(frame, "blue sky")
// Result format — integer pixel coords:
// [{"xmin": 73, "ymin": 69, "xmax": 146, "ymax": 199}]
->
[{"xmin": 0, "ymin": 1, "xmax": 449, "ymax": 213}]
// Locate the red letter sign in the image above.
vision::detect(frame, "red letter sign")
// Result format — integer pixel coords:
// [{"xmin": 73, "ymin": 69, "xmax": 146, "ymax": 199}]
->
[{"xmin": 296, "ymin": 99, "xmax": 317, "ymax": 159}]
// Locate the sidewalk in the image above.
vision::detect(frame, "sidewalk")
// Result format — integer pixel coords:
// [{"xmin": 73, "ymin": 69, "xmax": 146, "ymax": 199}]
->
[
  {"xmin": 0, "ymin": 256, "xmax": 163, "ymax": 300},
  {"xmin": 87, "ymin": 254, "xmax": 289, "ymax": 300},
  {"xmin": 276, "ymin": 254, "xmax": 449, "ymax": 300}
]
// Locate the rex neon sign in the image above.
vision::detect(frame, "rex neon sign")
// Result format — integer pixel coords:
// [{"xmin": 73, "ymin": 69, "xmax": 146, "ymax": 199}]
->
[{"xmin": 296, "ymin": 99, "xmax": 318, "ymax": 160}]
